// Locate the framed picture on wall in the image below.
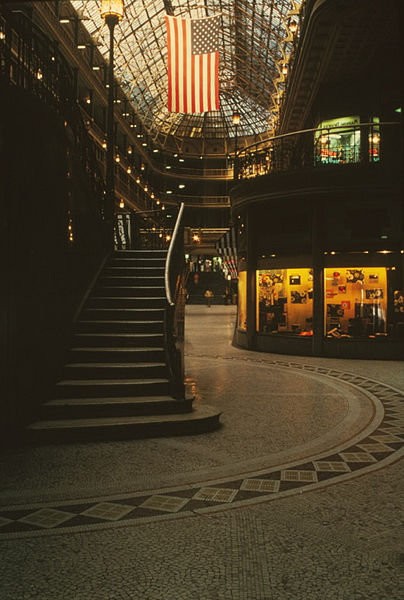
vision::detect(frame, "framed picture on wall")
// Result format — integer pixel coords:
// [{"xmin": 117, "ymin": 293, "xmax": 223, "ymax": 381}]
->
[
  {"xmin": 327, "ymin": 304, "xmax": 344, "ymax": 317},
  {"xmin": 289, "ymin": 275, "xmax": 301, "ymax": 285},
  {"xmin": 291, "ymin": 290, "xmax": 307, "ymax": 303},
  {"xmin": 366, "ymin": 289, "xmax": 383, "ymax": 299},
  {"xmin": 346, "ymin": 269, "xmax": 364, "ymax": 283}
]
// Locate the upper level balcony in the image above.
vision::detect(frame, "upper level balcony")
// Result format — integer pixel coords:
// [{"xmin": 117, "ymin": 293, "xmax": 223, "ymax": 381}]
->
[{"xmin": 231, "ymin": 118, "xmax": 401, "ymax": 212}]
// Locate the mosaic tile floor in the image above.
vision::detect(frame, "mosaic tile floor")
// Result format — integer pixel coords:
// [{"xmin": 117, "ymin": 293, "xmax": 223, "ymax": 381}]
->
[{"xmin": 1, "ymin": 360, "xmax": 402, "ymax": 540}]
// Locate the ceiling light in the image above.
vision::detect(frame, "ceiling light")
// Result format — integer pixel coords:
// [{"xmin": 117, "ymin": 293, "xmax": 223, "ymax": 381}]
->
[
  {"xmin": 100, "ymin": 0, "xmax": 125, "ymax": 21},
  {"xmin": 232, "ymin": 111, "xmax": 240, "ymax": 126},
  {"xmin": 289, "ymin": 20, "xmax": 298, "ymax": 33}
]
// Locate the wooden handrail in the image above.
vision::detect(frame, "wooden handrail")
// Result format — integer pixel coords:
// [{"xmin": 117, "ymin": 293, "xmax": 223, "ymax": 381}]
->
[{"xmin": 165, "ymin": 202, "xmax": 185, "ymax": 306}]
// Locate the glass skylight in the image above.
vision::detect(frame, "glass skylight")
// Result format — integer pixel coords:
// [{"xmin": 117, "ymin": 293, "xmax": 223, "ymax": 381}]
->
[{"xmin": 71, "ymin": 0, "xmax": 301, "ymax": 147}]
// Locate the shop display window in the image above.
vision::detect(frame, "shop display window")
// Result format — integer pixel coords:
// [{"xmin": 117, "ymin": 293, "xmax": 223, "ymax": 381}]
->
[
  {"xmin": 238, "ymin": 271, "xmax": 247, "ymax": 330},
  {"xmin": 324, "ymin": 267, "xmax": 389, "ymax": 339},
  {"xmin": 368, "ymin": 117, "xmax": 380, "ymax": 163},
  {"xmin": 315, "ymin": 116, "xmax": 361, "ymax": 165},
  {"xmin": 257, "ymin": 268, "xmax": 313, "ymax": 335}
]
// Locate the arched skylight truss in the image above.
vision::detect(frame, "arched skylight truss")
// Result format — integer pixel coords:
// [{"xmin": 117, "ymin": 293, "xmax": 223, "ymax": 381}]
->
[{"xmin": 71, "ymin": 0, "xmax": 301, "ymax": 149}]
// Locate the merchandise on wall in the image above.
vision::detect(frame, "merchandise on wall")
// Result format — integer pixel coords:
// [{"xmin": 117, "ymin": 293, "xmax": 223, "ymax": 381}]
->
[
  {"xmin": 256, "ymin": 268, "xmax": 313, "ymax": 335},
  {"xmin": 252, "ymin": 266, "xmax": 401, "ymax": 340},
  {"xmin": 324, "ymin": 267, "xmax": 388, "ymax": 338},
  {"xmin": 238, "ymin": 271, "xmax": 247, "ymax": 330}
]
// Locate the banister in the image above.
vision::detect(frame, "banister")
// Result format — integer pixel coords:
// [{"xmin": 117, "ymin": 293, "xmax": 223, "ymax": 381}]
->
[
  {"xmin": 234, "ymin": 121, "xmax": 400, "ymax": 182},
  {"xmin": 237, "ymin": 121, "xmax": 400, "ymax": 159},
  {"xmin": 165, "ymin": 201, "xmax": 185, "ymax": 306}
]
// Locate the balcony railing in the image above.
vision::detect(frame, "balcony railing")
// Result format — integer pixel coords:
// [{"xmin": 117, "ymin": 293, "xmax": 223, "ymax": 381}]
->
[{"xmin": 235, "ymin": 122, "xmax": 401, "ymax": 181}]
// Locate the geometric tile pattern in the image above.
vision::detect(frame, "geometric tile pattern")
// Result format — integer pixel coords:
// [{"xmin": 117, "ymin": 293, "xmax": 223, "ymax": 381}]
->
[
  {"xmin": 281, "ymin": 469, "xmax": 318, "ymax": 482},
  {"xmin": 18, "ymin": 508, "xmax": 76, "ymax": 529},
  {"xmin": 240, "ymin": 479, "xmax": 281, "ymax": 493},
  {"xmin": 0, "ymin": 361, "xmax": 403, "ymax": 539},
  {"xmin": 313, "ymin": 461, "xmax": 351, "ymax": 473},
  {"xmin": 0, "ymin": 516, "xmax": 13, "ymax": 528},
  {"xmin": 139, "ymin": 495, "xmax": 189, "ymax": 513},
  {"xmin": 81, "ymin": 502, "xmax": 135, "ymax": 521},
  {"xmin": 339, "ymin": 451, "xmax": 377, "ymax": 463},
  {"xmin": 193, "ymin": 487, "xmax": 238, "ymax": 503}
]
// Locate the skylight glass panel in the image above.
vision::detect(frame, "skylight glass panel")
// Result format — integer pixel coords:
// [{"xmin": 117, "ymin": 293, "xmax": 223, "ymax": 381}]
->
[{"xmin": 71, "ymin": 0, "xmax": 302, "ymax": 146}]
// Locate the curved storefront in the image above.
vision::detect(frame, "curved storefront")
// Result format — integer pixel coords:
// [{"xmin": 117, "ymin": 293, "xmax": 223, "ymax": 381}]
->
[
  {"xmin": 232, "ymin": 119, "xmax": 403, "ymax": 360},
  {"xmin": 236, "ymin": 258, "xmax": 404, "ymax": 359}
]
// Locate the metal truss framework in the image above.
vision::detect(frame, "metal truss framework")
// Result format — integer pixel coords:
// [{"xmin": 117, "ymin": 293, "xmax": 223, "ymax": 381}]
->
[{"xmin": 71, "ymin": 0, "xmax": 301, "ymax": 150}]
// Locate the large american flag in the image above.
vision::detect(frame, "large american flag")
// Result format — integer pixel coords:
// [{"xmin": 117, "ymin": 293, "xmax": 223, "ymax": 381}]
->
[{"xmin": 165, "ymin": 14, "xmax": 220, "ymax": 113}]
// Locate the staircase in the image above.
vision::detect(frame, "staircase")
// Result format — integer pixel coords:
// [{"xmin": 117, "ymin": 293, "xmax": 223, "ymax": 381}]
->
[{"xmin": 27, "ymin": 249, "xmax": 221, "ymax": 443}]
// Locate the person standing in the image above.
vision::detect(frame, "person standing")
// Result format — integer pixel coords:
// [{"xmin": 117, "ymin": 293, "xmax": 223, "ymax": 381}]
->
[{"xmin": 204, "ymin": 289, "xmax": 214, "ymax": 307}]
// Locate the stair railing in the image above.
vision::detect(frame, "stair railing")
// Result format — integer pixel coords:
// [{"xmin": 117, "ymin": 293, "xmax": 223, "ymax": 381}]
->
[{"xmin": 164, "ymin": 202, "xmax": 187, "ymax": 399}]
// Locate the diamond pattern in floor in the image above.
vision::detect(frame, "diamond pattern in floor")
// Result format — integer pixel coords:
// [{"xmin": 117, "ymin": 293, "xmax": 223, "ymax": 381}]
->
[{"xmin": 0, "ymin": 362, "xmax": 402, "ymax": 539}]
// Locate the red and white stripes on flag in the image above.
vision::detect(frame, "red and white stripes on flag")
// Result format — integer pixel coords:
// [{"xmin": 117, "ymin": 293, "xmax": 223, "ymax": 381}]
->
[
  {"xmin": 215, "ymin": 227, "xmax": 238, "ymax": 279},
  {"xmin": 165, "ymin": 14, "xmax": 220, "ymax": 113}
]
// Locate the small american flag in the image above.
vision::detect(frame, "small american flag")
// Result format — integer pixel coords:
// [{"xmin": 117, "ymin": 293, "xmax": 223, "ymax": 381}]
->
[{"xmin": 165, "ymin": 14, "xmax": 220, "ymax": 113}]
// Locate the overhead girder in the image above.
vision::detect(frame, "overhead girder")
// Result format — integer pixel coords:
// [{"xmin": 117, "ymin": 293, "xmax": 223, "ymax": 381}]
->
[{"xmin": 70, "ymin": 0, "xmax": 300, "ymax": 151}]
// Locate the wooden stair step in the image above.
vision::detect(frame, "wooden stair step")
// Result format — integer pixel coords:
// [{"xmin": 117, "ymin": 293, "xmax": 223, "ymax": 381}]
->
[
  {"xmin": 55, "ymin": 378, "xmax": 171, "ymax": 398},
  {"xmin": 41, "ymin": 395, "xmax": 194, "ymax": 418},
  {"xmin": 63, "ymin": 362, "xmax": 168, "ymax": 379},
  {"xmin": 72, "ymin": 333, "xmax": 164, "ymax": 347},
  {"xmin": 70, "ymin": 346, "xmax": 165, "ymax": 352},
  {"xmin": 69, "ymin": 348, "xmax": 165, "ymax": 362},
  {"xmin": 44, "ymin": 395, "xmax": 192, "ymax": 407},
  {"xmin": 27, "ymin": 405, "xmax": 222, "ymax": 442}
]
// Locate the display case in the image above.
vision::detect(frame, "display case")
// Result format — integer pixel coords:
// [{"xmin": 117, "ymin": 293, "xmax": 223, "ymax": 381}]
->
[
  {"xmin": 324, "ymin": 266, "xmax": 390, "ymax": 338},
  {"xmin": 238, "ymin": 270, "xmax": 247, "ymax": 330},
  {"xmin": 256, "ymin": 268, "xmax": 313, "ymax": 335},
  {"xmin": 314, "ymin": 116, "xmax": 380, "ymax": 165}
]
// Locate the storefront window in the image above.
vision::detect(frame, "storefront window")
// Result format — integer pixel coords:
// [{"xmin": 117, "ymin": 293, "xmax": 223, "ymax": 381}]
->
[
  {"xmin": 324, "ymin": 267, "xmax": 388, "ymax": 338},
  {"xmin": 257, "ymin": 268, "xmax": 313, "ymax": 335},
  {"xmin": 368, "ymin": 117, "xmax": 380, "ymax": 163},
  {"xmin": 238, "ymin": 271, "xmax": 247, "ymax": 330},
  {"xmin": 315, "ymin": 116, "xmax": 361, "ymax": 165}
]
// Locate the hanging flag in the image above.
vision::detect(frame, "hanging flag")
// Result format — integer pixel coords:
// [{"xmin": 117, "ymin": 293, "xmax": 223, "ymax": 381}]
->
[
  {"xmin": 165, "ymin": 13, "xmax": 220, "ymax": 113},
  {"xmin": 215, "ymin": 227, "xmax": 238, "ymax": 279}
]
